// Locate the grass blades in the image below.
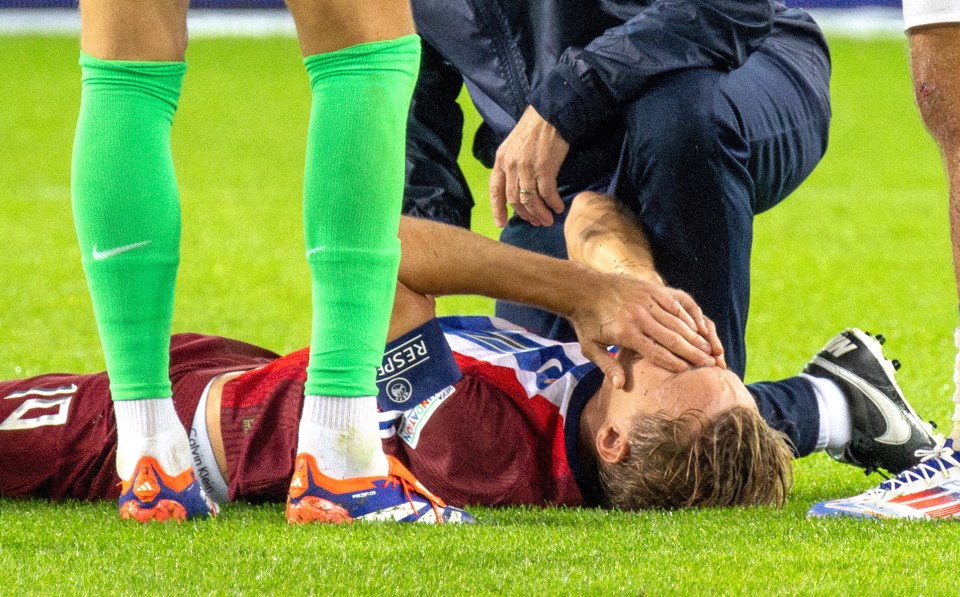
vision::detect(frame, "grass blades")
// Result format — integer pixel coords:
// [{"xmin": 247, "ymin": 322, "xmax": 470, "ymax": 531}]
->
[{"xmin": 3, "ymin": 34, "xmax": 960, "ymax": 594}]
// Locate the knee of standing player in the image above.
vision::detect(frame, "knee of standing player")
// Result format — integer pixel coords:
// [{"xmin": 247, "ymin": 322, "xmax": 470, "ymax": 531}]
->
[
  {"xmin": 915, "ymin": 83, "xmax": 960, "ymax": 153},
  {"xmin": 911, "ymin": 31, "xmax": 960, "ymax": 152},
  {"xmin": 81, "ymin": 4, "xmax": 189, "ymax": 62}
]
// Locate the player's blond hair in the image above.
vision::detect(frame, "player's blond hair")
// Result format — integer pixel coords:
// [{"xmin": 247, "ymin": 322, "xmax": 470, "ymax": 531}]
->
[{"xmin": 598, "ymin": 406, "xmax": 793, "ymax": 510}]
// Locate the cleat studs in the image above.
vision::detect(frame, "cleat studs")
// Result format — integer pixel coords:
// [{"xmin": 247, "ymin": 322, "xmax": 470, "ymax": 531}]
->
[
  {"xmin": 875, "ymin": 334, "xmax": 886, "ymax": 345},
  {"xmin": 892, "ymin": 359, "xmax": 901, "ymax": 371}
]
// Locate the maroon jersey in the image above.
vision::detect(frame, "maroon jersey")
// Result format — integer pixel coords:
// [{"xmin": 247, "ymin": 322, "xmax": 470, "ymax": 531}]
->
[
  {"xmin": 1, "ymin": 320, "xmax": 606, "ymax": 508},
  {"xmin": 222, "ymin": 317, "xmax": 606, "ymax": 508},
  {"xmin": 0, "ymin": 334, "xmax": 277, "ymax": 501}
]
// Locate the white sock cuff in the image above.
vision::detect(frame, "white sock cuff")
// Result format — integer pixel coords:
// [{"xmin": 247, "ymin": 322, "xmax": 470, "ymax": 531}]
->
[
  {"xmin": 297, "ymin": 395, "xmax": 387, "ymax": 479},
  {"xmin": 800, "ymin": 373, "xmax": 852, "ymax": 451},
  {"xmin": 113, "ymin": 398, "xmax": 192, "ymax": 479},
  {"xmin": 301, "ymin": 395, "xmax": 378, "ymax": 427},
  {"xmin": 113, "ymin": 397, "xmax": 181, "ymax": 438}
]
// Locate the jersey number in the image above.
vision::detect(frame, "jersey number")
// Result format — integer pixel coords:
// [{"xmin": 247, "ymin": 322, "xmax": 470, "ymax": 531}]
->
[{"xmin": 1, "ymin": 385, "xmax": 76, "ymax": 430}]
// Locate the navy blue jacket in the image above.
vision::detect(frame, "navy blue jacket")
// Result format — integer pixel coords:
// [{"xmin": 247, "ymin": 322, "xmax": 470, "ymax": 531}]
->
[{"xmin": 402, "ymin": 0, "xmax": 828, "ymax": 227}]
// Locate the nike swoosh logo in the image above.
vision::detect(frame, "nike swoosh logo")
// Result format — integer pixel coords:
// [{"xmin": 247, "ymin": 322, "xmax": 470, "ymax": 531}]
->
[
  {"xmin": 91, "ymin": 240, "xmax": 152, "ymax": 261},
  {"xmin": 811, "ymin": 356, "xmax": 912, "ymax": 445},
  {"xmin": 536, "ymin": 358, "xmax": 563, "ymax": 377}
]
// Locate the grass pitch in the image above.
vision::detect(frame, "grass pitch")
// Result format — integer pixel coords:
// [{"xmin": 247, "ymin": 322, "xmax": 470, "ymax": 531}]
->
[{"xmin": 3, "ymin": 33, "xmax": 960, "ymax": 595}]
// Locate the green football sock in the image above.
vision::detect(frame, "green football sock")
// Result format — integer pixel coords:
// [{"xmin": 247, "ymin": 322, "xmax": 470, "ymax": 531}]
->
[
  {"xmin": 71, "ymin": 53, "xmax": 185, "ymax": 401},
  {"xmin": 303, "ymin": 35, "xmax": 421, "ymax": 398}
]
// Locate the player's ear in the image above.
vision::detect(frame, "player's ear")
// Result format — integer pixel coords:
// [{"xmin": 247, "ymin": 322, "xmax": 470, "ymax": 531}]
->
[{"xmin": 596, "ymin": 423, "xmax": 629, "ymax": 464}]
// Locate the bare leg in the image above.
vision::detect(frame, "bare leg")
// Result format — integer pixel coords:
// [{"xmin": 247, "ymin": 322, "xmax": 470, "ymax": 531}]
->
[
  {"xmin": 80, "ymin": 0, "xmax": 189, "ymax": 61},
  {"xmin": 802, "ymin": 23, "xmax": 960, "ymax": 520},
  {"xmin": 284, "ymin": 0, "xmax": 415, "ymax": 56},
  {"xmin": 910, "ymin": 25, "xmax": 960, "ymax": 443}
]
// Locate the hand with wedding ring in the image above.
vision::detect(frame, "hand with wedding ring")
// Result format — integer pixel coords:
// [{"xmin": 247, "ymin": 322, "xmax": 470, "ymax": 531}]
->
[{"xmin": 490, "ymin": 105, "xmax": 570, "ymax": 227}]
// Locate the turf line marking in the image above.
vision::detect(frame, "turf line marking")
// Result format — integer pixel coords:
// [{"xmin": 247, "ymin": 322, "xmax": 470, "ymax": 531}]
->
[
  {"xmin": 0, "ymin": 8, "xmax": 297, "ymax": 37},
  {"xmin": 0, "ymin": 7, "xmax": 907, "ymax": 38}
]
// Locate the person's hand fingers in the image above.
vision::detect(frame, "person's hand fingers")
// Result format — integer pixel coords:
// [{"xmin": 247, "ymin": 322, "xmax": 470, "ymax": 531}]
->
[
  {"xmin": 580, "ymin": 341, "xmax": 625, "ymax": 389},
  {"xmin": 651, "ymin": 297, "xmax": 701, "ymax": 348},
  {"xmin": 654, "ymin": 289, "xmax": 724, "ymax": 361},
  {"xmin": 501, "ymin": 157, "xmax": 523, "ymax": 222},
  {"xmin": 536, "ymin": 175, "xmax": 565, "ymax": 216},
  {"xmin": 648, "ymin": 290, "xmax": 725, "ymax": 369},
  {"xmin": 613, "ymin": 310, "xmax": 694, "ymax": 373},
  {"xmin": 654, "ymin": 290, "xmax": 703, "ymax": 337},
  {"xmin": 499, "ymin": 154, "xmax": 544, "ymax": 226},
  {"xmin": 703, "ymin": 316, "xmax": 726, "ymax": 369},
  {"xmin": 490, "ymin": 105, "xmax": 570, "ymax": 228},
  {"xmin": 506, "ymin": 187, "xmax": 537, "ymax": 224},
  {"xmin": 650, "ymin": 291, "xmax": 713, "ymax": 355},
  {"xmin": 636, "ymin": 333, "xmax": 692, "ymax": 373},
  {"xmin": 489, "ymin": 167, "xmax": 509, "ymax": 227},
  {"xmin": 517, "ymin": 176, "xmax": 553, "ymax": 226},
  {"xmin": 511, "ymin": 200, "xmax": 537, "ymax": 225},
  {"xmin": 646, "ymin": 305, "xmax": 716, "ymax": 367}
]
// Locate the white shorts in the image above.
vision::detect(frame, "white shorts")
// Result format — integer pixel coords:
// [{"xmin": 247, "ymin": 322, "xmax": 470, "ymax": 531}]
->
[{"xmin": 904, "ymin": 0, "xmax": 960, "ymax": 30}]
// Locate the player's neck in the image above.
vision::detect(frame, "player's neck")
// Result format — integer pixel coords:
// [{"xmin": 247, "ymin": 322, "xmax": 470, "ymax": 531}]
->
[{"xmin": 578, "ymin": 383, "xmax": 610, "ymax": 460}]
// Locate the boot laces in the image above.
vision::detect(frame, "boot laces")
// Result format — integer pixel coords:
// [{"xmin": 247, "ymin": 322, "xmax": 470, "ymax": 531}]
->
[{"xmin": 875, "ymin": 435, "xmax": 960, "ymax": 494}]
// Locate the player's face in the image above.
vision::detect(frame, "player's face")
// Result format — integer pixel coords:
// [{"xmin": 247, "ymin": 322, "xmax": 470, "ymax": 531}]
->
[{"xmin": 606, "ymin": 353, "xmax": 757, "ymax": 424}]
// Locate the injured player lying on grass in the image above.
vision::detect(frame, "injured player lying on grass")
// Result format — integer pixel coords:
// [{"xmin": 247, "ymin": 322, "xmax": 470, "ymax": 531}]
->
[{"xmin": 0, "ymin": 204, "xmax": 937, "ymax": 516}]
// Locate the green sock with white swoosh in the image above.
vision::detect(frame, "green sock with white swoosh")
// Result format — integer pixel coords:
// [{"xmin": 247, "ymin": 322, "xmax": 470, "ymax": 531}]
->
[
  {"xmin": 302, "ymin": 35, "xmax": 421, "ymax": 398},
  {"xmin": 71, "ymin": 52, "xmax": 184, "ymax": 401}
]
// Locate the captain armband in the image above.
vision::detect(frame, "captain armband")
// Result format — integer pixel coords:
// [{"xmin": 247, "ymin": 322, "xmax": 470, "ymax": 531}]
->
[{"xmin": 376, "ymin": 318, "xmax": 462, "ymax": 412}]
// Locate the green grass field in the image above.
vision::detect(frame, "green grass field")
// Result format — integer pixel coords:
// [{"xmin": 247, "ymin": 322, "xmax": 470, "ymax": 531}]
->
[{"xmin": 3, "ymin": 33, "xmax": 960, "ymax": 594}]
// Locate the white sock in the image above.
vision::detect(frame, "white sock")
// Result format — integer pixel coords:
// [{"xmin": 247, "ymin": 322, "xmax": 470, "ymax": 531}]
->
[
  {"xmin": 296, "ymin": 395, "xmax": 389, "ymax": 480},
  {"xmin": 113, "ymin": 398, "xmax": 193, "ymax": 480},
  {"xmin": 801, "ymin": 373, "xmax": 852, "ymax": 451}
]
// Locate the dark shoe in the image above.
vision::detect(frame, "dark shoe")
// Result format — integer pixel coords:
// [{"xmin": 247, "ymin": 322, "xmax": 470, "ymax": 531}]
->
[{"xmin": 804, "ymin": 328, "xmax": 936, "ymax": 474}]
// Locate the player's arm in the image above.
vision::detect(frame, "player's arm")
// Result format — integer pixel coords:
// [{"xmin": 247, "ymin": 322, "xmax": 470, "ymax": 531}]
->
[
  {"xmin": 564, "ymin": 191, "xmax": 662, "ymax": 283},
  {"xmin": 563, "ymin": 191, "xmax": 725, "ymax": 367},
  {"xmin": 396, "ymin": 216, "xmax": 719, "ymax": 385},
  {"xmin": 387, "ymin": 282, "xmax": 437, "ymax": 341}
]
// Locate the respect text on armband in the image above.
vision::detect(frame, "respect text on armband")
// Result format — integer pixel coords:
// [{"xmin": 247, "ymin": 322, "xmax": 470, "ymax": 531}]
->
[{"xmin": 378, "ymin": 338, "xmax": 429, "ymax": 378}]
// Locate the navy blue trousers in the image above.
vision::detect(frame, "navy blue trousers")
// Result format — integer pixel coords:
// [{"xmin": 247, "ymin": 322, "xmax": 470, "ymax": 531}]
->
[{"xmin": 497, "ymin": 26, "xmax": 830, "ymax": 457}]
